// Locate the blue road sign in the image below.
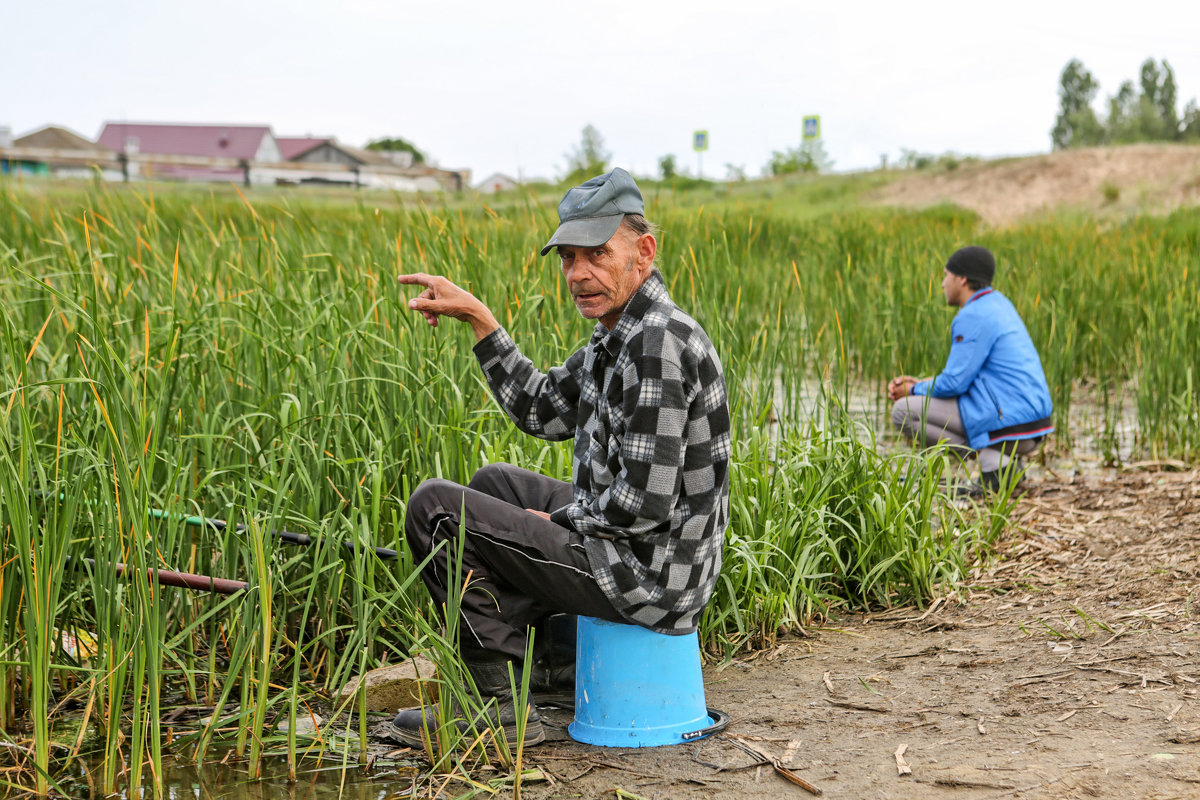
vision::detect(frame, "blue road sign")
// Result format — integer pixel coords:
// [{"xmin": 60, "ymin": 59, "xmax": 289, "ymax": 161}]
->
[{"xmin": 803, "ymin": 115, "xmax": 821, "ymax": 141}]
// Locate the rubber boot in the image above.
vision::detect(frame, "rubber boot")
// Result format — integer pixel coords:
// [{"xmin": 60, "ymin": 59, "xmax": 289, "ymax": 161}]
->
[
  {"xmin": 390, "ymin": 652, "xmax": 545, "ymax": 749},
  {"xmin": 531, "ymin": 614, "xmax": 577, "ymax": 692},
  {"xmin": 982, "ymin": 459, "xmax": 1024, "ymax": 494}
]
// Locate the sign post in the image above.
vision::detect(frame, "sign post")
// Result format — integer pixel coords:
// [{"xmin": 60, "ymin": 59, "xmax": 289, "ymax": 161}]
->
[
  {"xmin": 802, "ymin": 115, "xmax": 821, "ymax": 141},
  {"xmin": 693, "ymin": 130, "xmax": 708, "ymax": 178}
]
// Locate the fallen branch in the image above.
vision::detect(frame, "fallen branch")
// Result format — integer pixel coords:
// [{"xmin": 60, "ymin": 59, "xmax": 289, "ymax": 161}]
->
[
  {"xmin": 723, "ymin": 735, "xmax": 822, "ymax": 796},
  {"xmin": 826, "ymin": 699, "xmax": 889, "ymax": 713}
]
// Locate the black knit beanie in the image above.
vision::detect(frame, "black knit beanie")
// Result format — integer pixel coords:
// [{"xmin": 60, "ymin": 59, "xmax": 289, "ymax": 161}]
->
[{"xmin": 945, "ymin": 246, "xmax": 995, "ymax": 284}]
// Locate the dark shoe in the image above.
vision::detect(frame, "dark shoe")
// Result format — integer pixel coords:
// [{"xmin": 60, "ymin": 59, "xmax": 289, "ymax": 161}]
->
[
  {"xmin": 531, "ymin": 658, "xmax": 575, "ymax": 691},
  {"xmin": 948, "ymin": 480, "xmax": 985, "ymax": 499},
  {"xmin": 981, "ymin": 460, "xmax": 1024, "ymax": 494},
  {"xmin": 389, "ymin": 697, "xmax": 545, "ymax": 749},
  {"xmin": 390, "ymin": 652, "xmax": 545, "ymax": 749}
]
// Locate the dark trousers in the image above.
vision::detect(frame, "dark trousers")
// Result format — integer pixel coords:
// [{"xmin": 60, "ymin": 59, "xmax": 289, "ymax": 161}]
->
[{"xmin": 404, "ymin": 463, "xmax": 625, "ymax": 661}]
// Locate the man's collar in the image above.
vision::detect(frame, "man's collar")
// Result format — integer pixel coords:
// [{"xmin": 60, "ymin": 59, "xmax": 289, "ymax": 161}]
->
[
  {"xmin": 590, "ymin": 270, "xmax": 668, "ymax": 355},
  {"xmin": 964, "ymin": 287, "xmax": 994, "ymax": 306}
]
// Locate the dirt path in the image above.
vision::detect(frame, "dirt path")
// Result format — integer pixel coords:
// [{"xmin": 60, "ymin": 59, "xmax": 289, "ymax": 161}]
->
[
  {"xmin": 870, "ymin": 143, "xmax": 1200, "ymax": 226},
  {"xmin": 520, "ymin": 469, "xmax": 1200, "ymax": 799}
]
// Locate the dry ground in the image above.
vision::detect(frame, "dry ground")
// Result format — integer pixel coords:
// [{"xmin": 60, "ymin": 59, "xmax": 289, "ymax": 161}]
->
[
  {"xmin": 871, "ymin": 143, "xmax": 1200, "ymax": 225},
  {"xmin": 510, "ymin": 469, "xmax": 1199, "ymax": 799}
]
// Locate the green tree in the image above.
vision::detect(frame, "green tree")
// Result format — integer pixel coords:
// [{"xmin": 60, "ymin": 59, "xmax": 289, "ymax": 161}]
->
[
  {"xmin": 563, "ymin": 124, "xmax": 611, "ymax": 184},
  {"xmin": 765, "ymin": 148, "xmax": 804, "ymax": 176},
  {"xmin": 1138, "ymin": 58, "xmax": 1180, "ymax": 139},
  {"xmin": 1101, "ymin": 58, "xmax": 1187, "ymax": 144},
  {"xmin": 364, "ymin": 136, "xmax": 426, "ymax": 164},
  {"xmin": 1181, "ymin": 100, "xmax": 1200, "ymax": 140},
  {"xmin": 800, "ymin": 139, "xmax": 833, "ymax": 172},
  {"xmin": 1106, "ymin": 80, "xmax": 1142, "ymax": 143},
  {"xmin": 1158, "ymin": 61, "xmax": 1180, "ymax": 138},
  {"xmin": 1051, "ymin": 59, "xmax": 1104, "ymax": 149},
  {"xmin": 765, "ymin": 139, "xmax": 833, "ymax": 177},
  {"xmin": 899, "ymin": 149, "xmax": 934, "ymax": 169},
  {"xmin": 658, "ymin": 154, "xmax": 678, "ymax": 180}
]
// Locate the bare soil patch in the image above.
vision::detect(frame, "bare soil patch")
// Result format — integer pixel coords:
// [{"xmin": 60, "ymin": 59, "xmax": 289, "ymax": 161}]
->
[
  {"xmin": 871, "ymin": 144, "xmax": 1200, "ymax": 226},
  {"xmin": 514, "ymin": 469, "xmax": 1200, "ymax": 799}
]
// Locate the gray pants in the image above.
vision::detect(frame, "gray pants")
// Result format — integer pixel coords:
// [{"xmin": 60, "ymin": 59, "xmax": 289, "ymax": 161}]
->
[
  {"xmin": 890, "ymin": 395, "xmax": 1038, "ymax": 473},
  {"xmin": 404, "ymin": 463, "xmax": 625, "ymax": 661}
]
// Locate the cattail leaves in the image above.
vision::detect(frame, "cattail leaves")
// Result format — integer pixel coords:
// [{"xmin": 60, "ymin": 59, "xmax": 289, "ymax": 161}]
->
[{"xmin": 1, "ymin": 179, "xmax": 1194, "ymax": 793}]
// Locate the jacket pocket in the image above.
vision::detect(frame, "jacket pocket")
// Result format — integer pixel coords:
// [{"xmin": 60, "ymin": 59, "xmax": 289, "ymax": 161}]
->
[{"xmin": 979, "ymin": 377, "xmax": 1003, "ymax": 421}]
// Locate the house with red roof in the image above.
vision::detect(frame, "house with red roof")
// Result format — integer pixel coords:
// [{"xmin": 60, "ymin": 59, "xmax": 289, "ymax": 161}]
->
[
  {"xmin": 97, "ymin": 122, "xmax": 281, "ymax": 162},
  {"xmin": 4, "ymin": 119, "xmax": 469, "ymax": 190},
  {"xmin": 96, "ymin": 122, "xmax": 282, "ymax": 182},
  {"xmin": 277, "ymin": 136, "xmax": 331, "ymax": 161}
]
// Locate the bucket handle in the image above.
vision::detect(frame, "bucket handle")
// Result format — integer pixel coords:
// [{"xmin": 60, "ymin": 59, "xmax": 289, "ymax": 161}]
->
[{"xmin": 681, "ymin": 708, "xmax": 731, "ymax": 741}]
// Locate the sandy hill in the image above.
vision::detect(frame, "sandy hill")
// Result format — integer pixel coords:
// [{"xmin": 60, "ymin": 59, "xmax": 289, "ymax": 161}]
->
[{"xmin": 871, "ymin": 143, "xmax": 1200, "ymax": 226}]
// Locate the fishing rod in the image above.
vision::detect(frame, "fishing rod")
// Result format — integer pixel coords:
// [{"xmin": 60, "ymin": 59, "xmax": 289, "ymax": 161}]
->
[
  {"xmin": 64, "ymin": 554, "xmax": 248, "ymax": 596},
  {"xmin": 39, "ymin": 493, "xmax": 399, "ymax": 561},
  {"xmin": 147, "ymin": 507, "xmax": 399, "ymax": 561}
]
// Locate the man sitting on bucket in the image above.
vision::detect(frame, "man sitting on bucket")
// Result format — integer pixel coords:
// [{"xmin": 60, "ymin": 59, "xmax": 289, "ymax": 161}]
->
[
  {"xmin": 392, "ymin": 168, "xmax": 732, "ymax": 748},
  {"xmin": 887, "ymin": 245, "xmax": 1053, "ymax": 493}
]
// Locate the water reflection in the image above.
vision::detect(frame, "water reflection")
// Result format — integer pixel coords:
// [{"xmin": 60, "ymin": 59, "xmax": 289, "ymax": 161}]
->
[
  {"xmin": 759, "ymin": 376, "xmax": 1141, "ymax": 475},
  {"xmin": 50, "ymin": 757, "xmax": 422, "ymax": 800}
]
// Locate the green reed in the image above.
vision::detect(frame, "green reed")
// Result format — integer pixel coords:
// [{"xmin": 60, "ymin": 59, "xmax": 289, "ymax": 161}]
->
[{"xmin": 1, "ymin": 176, "xmax": 1195, "ymax": 794}]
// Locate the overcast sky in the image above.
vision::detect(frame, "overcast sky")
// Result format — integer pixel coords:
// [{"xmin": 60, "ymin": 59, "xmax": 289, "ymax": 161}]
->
[{"xmin": 8, "ymin": 1, "xmax": 1200, "ymax": 184}]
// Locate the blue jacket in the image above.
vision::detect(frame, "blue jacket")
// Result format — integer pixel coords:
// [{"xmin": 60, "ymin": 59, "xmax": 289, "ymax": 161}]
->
[{"xmin": 912, "ymin": 288, "xmax": 1054, "ymax": 451}]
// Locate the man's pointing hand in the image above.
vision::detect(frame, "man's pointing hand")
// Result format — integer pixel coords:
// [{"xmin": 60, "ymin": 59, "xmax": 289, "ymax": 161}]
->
[{"xmin": 398, "ymin": 273, "xmax": 500, "ymax": 341}]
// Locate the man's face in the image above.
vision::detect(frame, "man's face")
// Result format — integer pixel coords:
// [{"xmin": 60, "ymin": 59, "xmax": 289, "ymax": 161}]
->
[
  {"xmin": 941, "ymin": 268, "xmax": 969, "ymax": 307},
  {"xmin": 558, "ymin": 228, "xmax": 656, "ymax": 329}
]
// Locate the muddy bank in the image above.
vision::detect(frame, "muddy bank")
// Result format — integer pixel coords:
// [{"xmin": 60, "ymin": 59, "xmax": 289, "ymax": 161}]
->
[{"xmin": 508, "ymin": 469, "xmax": 1199, "ymax": 799}]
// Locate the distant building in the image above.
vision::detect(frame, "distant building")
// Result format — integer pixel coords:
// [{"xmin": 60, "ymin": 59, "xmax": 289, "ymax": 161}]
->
[
  {"xmin": 97, "ymin": 122, "xmax": 281, "ymax": 162},
  {"xmin": 1, "ymin": 124, "xmax": 118, "ymax": 179},
  {"xmin": 277, "ymin": 136, "xmax": 333, "ymax": 161},
  {"xmin": 95, "ymin": 122, "xmax": 281, "ymax": 183},
  {"xmin": 278, "ymin": 137, "xmax": 390, "ymax": 167},
  {"xmin": 273, "ymin": 135, "xmax": 466, "ymax": 191},
  {"xmin": 476, "ymin": 172, "xmax": 520, "ymax": 194},
  {"xmin": 377, "ymin": 150, "xmax": 414, "ymax": 168},
  {"xmin": 15, "ymin": 124, "xmax": 96, "ymax": 151},
  {"xmin": 3, "ymin": 120, "xmax": 468, "ymax": 192}
]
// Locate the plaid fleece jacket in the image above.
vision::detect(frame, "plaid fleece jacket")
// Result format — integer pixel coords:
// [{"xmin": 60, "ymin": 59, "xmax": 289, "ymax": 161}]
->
[{"xmin": 473, "ymin": 270, "xmax": 731, "ymax": 634}]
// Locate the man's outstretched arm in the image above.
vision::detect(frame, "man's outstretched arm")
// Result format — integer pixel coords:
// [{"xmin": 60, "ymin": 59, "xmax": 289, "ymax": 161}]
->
[{"xmin": 398, "ymin": 272, "xmax": 500, "ymax": 342}]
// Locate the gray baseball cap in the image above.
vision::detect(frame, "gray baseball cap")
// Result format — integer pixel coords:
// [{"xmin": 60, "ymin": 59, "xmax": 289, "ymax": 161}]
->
[{"xmin": 540, "ymin": 167, "xmax": 644, "ymax": 256}]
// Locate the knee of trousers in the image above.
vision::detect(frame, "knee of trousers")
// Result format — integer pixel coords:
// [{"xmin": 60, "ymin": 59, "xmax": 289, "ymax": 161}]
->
[
  {"xmin": 891, "ymin": 398, "xmax": 915, "ymax": 429},
  {"xmin": 404, "ymin": 478, "xmax": 467, "ymax": 552},
  {"xmin": 467, "ymin": 462, "xmax": 515, "ymax": 493}
]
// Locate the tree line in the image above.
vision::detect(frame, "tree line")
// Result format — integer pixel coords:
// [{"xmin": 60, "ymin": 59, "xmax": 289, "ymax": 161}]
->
[{"xmin": 1053, "ymin": 58, "xmax": 1200, "ymax": 149}]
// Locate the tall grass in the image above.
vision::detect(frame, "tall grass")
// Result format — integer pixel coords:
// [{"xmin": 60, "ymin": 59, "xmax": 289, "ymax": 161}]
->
[{"xmin": 0, "ymin": 177, "xmax": 1194, "ymax": 794}]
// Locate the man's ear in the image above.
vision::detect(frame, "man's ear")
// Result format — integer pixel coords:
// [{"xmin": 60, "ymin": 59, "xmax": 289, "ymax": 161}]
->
[{"xmin": 636, "ymin": 233, "xmax": 657, "ymax": 271}]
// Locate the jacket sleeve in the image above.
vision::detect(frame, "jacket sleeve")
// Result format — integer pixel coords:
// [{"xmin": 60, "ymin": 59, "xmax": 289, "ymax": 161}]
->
[
  {"xmin": 913, "ymin": 312, "xmax": 994, "ymax": 398},
  {"xmin": 474, "ymin": 327, "xmax": 582, "ymax": 442}
]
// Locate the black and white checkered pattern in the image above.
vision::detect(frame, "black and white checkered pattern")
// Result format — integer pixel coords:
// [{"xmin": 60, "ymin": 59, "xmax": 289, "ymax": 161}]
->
[{"xmin": 473, "ymin": 270, "xmax": 731, "ymax": 634}]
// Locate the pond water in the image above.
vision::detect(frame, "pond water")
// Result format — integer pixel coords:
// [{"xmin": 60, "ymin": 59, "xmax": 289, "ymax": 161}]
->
[
  {"xmin": 764, "ymin": 376, "xmax": 1146, "ymax": 480},
  {"xmin": 44, "ymin": 753, "xmax": 426, "ymax": 799}
]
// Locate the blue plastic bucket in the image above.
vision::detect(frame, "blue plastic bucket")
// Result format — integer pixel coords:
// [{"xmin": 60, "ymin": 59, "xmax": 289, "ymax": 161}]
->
[{"xmin": 568, "ymin": 616, "xmax": 719, "ymax": 747}]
